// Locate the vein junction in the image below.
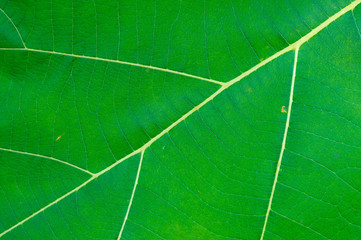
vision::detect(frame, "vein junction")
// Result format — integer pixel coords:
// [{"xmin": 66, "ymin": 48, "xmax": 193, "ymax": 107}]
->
[
  {"xmin": 0, "ymin": 8, "xmax": 26, "ymax": 48},
  {"xmin": 0, "ymin": 47, "xmax": 224, "ymax": 86},
  {"xmin": 117, "ymin": 151, "xmax": 145, "ymax": 240},
  {"xmin": 0, "ymin": 147, "xmax": 94, "ymax": 175},
  {"xmin": 260, "ymin": 47, "xmax": 299, "ymax": 240},
  {"xmin": 0, "ymin": 0, "xmax": 360, "ymax": 238}
]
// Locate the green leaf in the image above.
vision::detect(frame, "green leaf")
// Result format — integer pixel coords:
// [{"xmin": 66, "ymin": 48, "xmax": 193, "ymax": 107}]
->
[{"xmin": 1, "ymin": 0, "xmax": 361, "ymax": 239}]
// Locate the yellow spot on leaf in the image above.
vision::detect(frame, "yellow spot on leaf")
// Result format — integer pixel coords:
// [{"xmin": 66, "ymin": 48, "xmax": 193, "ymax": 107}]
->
[
  {"xmin": 56, "ymin": 133, "xmax": 64, "ymax": 141},
  {"xmin": 281, "ymin": 106, "xmax": 287, "ymax": 113}
]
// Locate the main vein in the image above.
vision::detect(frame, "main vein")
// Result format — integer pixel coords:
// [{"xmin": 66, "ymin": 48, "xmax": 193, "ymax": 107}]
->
[
  {"xmin": 260, "ymin": 47, "xmax": 299, "ymax": 240},
  {"xmin": 0, "ymin": 0, "xmax": 360, "ymax": 237}
]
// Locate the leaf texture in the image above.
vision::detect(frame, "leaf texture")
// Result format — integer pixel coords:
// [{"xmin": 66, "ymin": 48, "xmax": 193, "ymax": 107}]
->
[{"xmin": 1, "ymin": 0, "xmax": 361, "ymax": 239}]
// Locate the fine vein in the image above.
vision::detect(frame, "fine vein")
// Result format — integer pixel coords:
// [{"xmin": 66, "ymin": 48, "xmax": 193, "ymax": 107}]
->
[
  {"xmin": 260, "ymin": 47, "xmax": 299, "ymax": 240},
  {"xmin": 0, "ymin": 47, "xmax": 224, "ymax": 86},
  {"xmin": 0, "ymin": 0, "xmax": 360, "ymax": 237},
  {"xmin": 117, "ymin": 150, "xmax": 145, "ymax": 240},
  {"xmin": 0, "ymin": 147, "xmax": 94, "ymax": 176},
  {"xmin": 0, "ymin": 7, "xmax": 26, "ymax": 48}
]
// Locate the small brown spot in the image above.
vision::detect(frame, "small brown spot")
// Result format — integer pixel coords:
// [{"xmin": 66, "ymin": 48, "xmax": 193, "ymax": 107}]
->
[
  {"xmin": 247, "ymin": 88, "xmax": 252, "ymax": 92},
  {"xmin": 281, "ymin": 106, "xmax": 287, "ymax": 113},
  {"xmin": 146, "ymin": 69, "xmax": 150, "ymax": 72},
  {"xmin": 56, "ymin": 133, "xmax": 64, "ymax": 141}
]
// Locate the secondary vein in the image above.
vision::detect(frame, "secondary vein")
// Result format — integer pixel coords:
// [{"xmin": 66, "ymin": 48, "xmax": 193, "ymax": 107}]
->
[
  {"xmin": 0, "ymin": 0, "xmax": 360, "ymax": 237},
  {"xmin": 0, "ymin": 47, "xmax": 224, "ymax": 86},
  {"xmin": 117, "ymin": 150, "xmax": 145, "ymax": 240},
  {"xmin": 0, "ymin": 147, "xmax": 94, "ymax": 176},
  {"xmin": 260, "ymin": 47, "xmax": 299, "ymax": 240},
  {"xmin": 0, "ymin": 7, "xmax": 26, "ymax": 48}
]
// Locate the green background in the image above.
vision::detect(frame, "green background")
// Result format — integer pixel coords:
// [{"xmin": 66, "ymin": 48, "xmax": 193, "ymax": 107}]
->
[{"xmin": 1, "ymin": 0, "xmax": 361, "ymax": 239}]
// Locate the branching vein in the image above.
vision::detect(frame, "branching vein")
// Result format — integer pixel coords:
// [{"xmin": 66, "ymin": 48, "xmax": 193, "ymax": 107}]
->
[
  {"xmin": 0, "ymin": 48, "xmax": 224, "ymax": 86},
  {"xmin": 0, "ymin": 0, "xmax": 360, "ymax": 237},
  {"xmin": 0, "ymin": 176, "xmax": 95, "ymax": 238},
  {"xmin": 260, "ymin": 46, "xmax": 299, "ymax": 240},
  {"xmin": 117, "ymin": 150, "xmax": 145, "ymax": 240},
  {"xmin": 0, "ymin": 7, "xmax": 26, "ymax": 48},
  {"xmin": 0, "ymin": 147, "xmax": 94, "ymax": 176}
]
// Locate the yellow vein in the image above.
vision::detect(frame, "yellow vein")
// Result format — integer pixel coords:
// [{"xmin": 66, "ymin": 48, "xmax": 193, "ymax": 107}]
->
[
  {"xmin": 2, "ymin": 0, "xmax": 360, "ymax": 87},
  {"xmin": 0, "ymin": 47, "xmax": 224, "ymax": 86},
  {"xmin": 0, "ymin": 82, "xmax": 225, "ymax": 239},
  {"xmin": 0, "ymin": 175, "xmax": 94, "ymax": 238},
  {"xmin": 0, "ymin": 0, "xmax": 360, "ymax": 237},
  {"xmin": 0, "ymin": 147, "xmax": 94, "ymax": 176},
  {"xmin": 260, "ymin": 47, "xmax": 299, "ymax": 240},
  {"xmin": 226, "ymin": 0, "xmax": 361, "ymax": 87},
  {"xmin": 117, "ymin": 150, "xmax": 145, "ymax": 240},
  {"xmin": 0, "ymin": 7, "xmax": 26, "ymax": 48},
  {"xmin": 0, "ymin": 148, "xmax": 145, "ymax": 238}
]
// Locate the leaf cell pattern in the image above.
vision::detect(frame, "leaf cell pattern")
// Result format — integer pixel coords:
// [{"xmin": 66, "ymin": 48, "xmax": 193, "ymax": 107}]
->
[{"xmin": 1, "ymin": 0, "xmax": 361, "ymax": 239}]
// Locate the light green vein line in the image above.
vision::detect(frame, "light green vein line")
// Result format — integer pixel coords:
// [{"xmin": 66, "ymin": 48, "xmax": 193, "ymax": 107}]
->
[
  {"xmin": 0, "ymin": 47, "xmax": 224, "ymax": 86},
  {"xmin": 0, "ymin": 0, "xmax": 360, "ymax": 237},
  {"xmin": 0, "ymin": 147, "xmax": 94, "ymax": 176},
  {"xmin": 260, "ymin": 46, "xmax": 299, "ymax": 240},
  {"xmin": 117, "ymin": 150, "xmax": 145, "ymax": 240},
  {"xmin": 0, "ymin": 7, "xmax": 26, "ymax": 48}
]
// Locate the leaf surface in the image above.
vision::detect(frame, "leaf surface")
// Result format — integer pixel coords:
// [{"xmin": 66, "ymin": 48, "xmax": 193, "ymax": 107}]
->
[{"xmin": 1, "ymin": 0, "xmax": 361, "ymax": 239}]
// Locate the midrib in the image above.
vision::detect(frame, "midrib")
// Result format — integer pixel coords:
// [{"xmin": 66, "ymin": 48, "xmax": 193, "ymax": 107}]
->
[{"xmin": 0, "ymin": 0, "xmax": 360, "ymax": 238}]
